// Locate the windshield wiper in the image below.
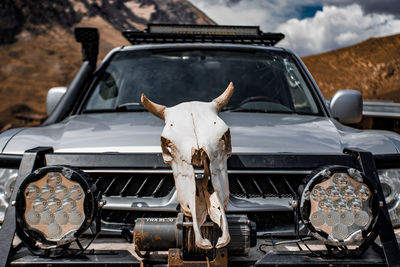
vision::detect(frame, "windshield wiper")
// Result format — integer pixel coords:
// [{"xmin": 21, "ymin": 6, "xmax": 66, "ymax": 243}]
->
[
  {"xmin": 222, "ymin": 107, "xmax": 296, "ymax": 114},
  {"xmin": 115, "ymin": 102, "xmax": 144, "ymax": 111},
  {"xmin": 82, "ymin": 103, "xmax": 147, "ymax": 113}
]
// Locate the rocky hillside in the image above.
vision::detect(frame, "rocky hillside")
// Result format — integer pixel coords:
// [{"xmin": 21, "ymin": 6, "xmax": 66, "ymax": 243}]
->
[
  {"xmin": 303, "ymin": 33, "xmax": 400, "ymax": 101},
  {"xmin": 0, "ymin": 0, "xmax": 214, "ymax": 131}
]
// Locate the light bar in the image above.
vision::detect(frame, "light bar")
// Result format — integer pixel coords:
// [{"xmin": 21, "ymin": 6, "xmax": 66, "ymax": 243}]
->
[{"xmin": 148, "ymin": 24, "xmax": 260, "ymax": 36}]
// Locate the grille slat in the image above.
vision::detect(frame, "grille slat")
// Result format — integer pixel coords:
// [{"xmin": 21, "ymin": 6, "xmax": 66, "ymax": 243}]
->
[
  {"xmin": 152, "ymin": 177, "xmax": 166, "ymax": 197},
  {"xmin": 252, "ymin": 177, "xmax": 264, "ymax": 196},
  {"xmin": 135, "ymin": 176, "xmax": 149, "ymax": 196},
  {"xmin": 120, "ymin": 176, "xmax": 134, "ymax": 196},
  {"xmin": 267, "ymin": 176, "xmax": 280, "ymax": 197},
  {"xmin": 235, "ymin": 177, "xmax": 248, "ymax": 198},
  {"xmin": 103, "ymin": 176, "xmax": 118, "ymax": 195}
]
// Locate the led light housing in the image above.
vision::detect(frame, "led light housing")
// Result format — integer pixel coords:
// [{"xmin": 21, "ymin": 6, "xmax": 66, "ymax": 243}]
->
[
  {"xmin": 0, "ymin": 168, "xmax": 18, "ymax": 224},
  {"xmin": 378, "ymin": 169, "xmax": 400, "ymax": 226},
  {"xmin": 15, "ymin": 166, "xmax": 98, "ymax": 248},
  {"xmin": 300, "ymin": 166, "xmax": 379, "ymax": 247}
]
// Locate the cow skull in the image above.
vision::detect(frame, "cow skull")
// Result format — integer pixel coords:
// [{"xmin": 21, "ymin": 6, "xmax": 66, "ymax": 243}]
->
[{"xmin": 141, "ymin": 82, "xmax": 234, "ymax": 250}]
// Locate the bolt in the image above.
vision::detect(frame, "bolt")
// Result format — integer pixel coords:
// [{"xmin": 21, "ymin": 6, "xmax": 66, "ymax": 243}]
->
[
  {"xmin": 289, "ymin": 200, "xmax": 298, "ymax": 208},
  {"xmin": 98, "ymin": 199, "xmax": 107, "ymax": 208},
  {"xmin": 348, "ymin": 168, "xmax": 362, "ymax": 182},
  {"xmin": 379, "ymin": 201, "xmax": 384, "ymax": 207},
  {"xmin": 322, "ymin": 170, "xmax": 331, "ymax": 178}
]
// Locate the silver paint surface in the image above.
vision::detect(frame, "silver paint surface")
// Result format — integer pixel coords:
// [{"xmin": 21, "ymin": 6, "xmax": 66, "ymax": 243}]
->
[{"xmin": 1, "ymin": 112, "xmax": 399, "ymax": 155}]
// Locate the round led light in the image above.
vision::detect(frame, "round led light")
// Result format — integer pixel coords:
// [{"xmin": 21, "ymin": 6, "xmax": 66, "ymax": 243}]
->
[
  {"xmin": 33, "ymin": 198, "xmax": 47, "ymax": 212},
  {"xmin": 69, "ymin": 185, "xmax": 83, "ymax": 200},
  {"xmin": 340, "ymin": 185, "xmax": 355, "ymax": 201},
  {"xmin": 62, "ymin": 198, "xmax": 76, "ymax": 212},
  {"xmin": 15, "ymin": 166, "xmax": 98, "ymax": 250},
  {"xmin": 310, "ymin": 211, "xmax": 325, "ymax": 227},
  {"xmin": 48, "ymin": 223, "xmax": 62, "ymax": 239},
  {"xmin": 55, "ymin": 185, "xmax": 69, "ymax": 199},
  {"xmin": 26, "ymin": 210, "xmax": 41, "ymax": 226},
  {"xmin": 25, "ymin": 185, "xmax": 40, "ymax": 200},
  {"xmin": 41, "ymin": 210, "xmax": 55, "ymax": 225},
  {"xmin": 326, "ymin": 211, "xmax": 340, "ymax": 226},
  {"xmin": 40, "ymin": 185, "xmax": 55, "ymax": 200},
  {"xmin": 354, "ymin": 210, "xmax": 370, "ymax": 227},
  {"xmin": 47, "ymin": 198, "xmax": 63, "ymax": 213},
  {"xmin": 300, "ymin": 166, "xmax": 379, "ymax": 247},
  {"xmin": 311, "ymin": 185, "xmax": 325, "ymax": 201},
  {"xmin": 70, "ymin": 210, "xmax": 84, "ymax": 225},
  {"xmin": 54, "ymin": 211, "xmax": 69, "ymax": 225},
  {"xmin": 47, "ymin": 172, "xmax": 62, "ymax": 187},
  {"xmin": 340, "ymin": 211, "xmax": 354, "ymax": 226},
  {"xmin": 326, "ymin": 186, "xmax": 340, "ymax": 201},
  {"xmin": 356, "ymin": 185, "xmax": 370, "ymax": 202},
  {"xmin": 332, "ymin": 223, "xmax": 348, "ymax": 240},
  {"xmin": 347, "ymin": 199, "xmax": 362, "ymax": 212}
]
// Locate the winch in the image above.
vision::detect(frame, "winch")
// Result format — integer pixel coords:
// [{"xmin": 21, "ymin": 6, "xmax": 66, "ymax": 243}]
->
[{"xmin": 133, "ymin": 213, "xmax": 256, "ymax": 262}]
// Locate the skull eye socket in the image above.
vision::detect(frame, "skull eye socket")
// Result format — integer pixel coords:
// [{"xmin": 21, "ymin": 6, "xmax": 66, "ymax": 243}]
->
[
  {"xmin": 220, "ymin": 129, "xmax": 232, "ymax": 156},
  {"xmin": 161, "ymin": 137, "xmax": 174, "ymax": 162}
]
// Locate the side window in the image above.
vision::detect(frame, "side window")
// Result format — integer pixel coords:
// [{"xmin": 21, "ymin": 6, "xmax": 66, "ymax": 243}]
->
[
  {"xmin": 86, "ymin": 69, "xmax": 120, "ymax": 110},
  {"xmin": 284, "ymin": 60, "xmax": 318, "ymax": 114}
]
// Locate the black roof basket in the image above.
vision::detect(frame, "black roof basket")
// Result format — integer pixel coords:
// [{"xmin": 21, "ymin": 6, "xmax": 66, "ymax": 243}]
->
[{"xmin": 122, "ymin": 24, "xmax": 284, "ymax": 46}]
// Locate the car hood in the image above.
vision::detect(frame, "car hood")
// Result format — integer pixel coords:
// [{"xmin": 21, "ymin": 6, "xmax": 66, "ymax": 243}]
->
[{"xmin": 2, "ymin": 112, "xmax": 399, "ymax": 154}]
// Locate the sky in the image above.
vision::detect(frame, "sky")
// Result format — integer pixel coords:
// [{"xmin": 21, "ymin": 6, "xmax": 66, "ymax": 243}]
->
[{"xmin": 190, "ymin": 0, "xmax": 400, "ymax": 56}]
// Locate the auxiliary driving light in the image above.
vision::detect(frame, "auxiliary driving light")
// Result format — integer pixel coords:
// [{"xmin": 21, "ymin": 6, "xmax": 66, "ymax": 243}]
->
[
  {"xmin": 15, "ymin": 166, "xmax": 98, "ymax": 251},
  {"xmin": 300, "ymin": 166, "xmax": 379, "ymax": 248}
]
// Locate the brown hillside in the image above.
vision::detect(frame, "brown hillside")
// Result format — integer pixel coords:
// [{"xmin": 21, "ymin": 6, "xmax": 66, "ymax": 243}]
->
[
  {"xmin": 302, "ymin": 34, "xmax": 400, "ymax": 101},
  {"xmin": 0, "ymin": 0, "xmax": 215, "ymax": 131}
]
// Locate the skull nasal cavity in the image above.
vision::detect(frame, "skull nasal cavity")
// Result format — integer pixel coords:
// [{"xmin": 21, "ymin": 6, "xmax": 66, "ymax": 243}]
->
[{"xmin": 191, "ymin": 147, "xmax": 209, "ymax": 168}]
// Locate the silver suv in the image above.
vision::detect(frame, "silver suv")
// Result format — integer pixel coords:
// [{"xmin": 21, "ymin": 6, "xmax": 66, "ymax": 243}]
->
[{"xmin": 0, "ymin": 25, "xmax": 399, "ymax": 266}]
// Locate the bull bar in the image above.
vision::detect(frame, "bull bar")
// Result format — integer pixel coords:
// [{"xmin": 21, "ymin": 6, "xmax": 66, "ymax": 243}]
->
[{"xmin": 0, "ymin": 147, "xmax": 399, "ymax": 266}]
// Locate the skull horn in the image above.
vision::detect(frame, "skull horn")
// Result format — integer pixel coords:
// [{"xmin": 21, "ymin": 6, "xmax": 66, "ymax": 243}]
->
[
  {"xmin": 213, "ymin": 82, "xmax": 234, "ymax": 112},
  {"xmin": 141, "ymin": 93, "xmax": 166, "ymax": 120}
]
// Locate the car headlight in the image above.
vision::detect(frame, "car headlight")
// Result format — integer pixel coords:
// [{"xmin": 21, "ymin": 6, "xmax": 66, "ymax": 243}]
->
[
  {"xmin": 378, "ymin": 169, "xmax": 400, "ymax": 227},
  {"xmin": 15, "ymin": 166, "xmax": 98, "ymax": 249},
  {"xmin": 0, "ymin": 168, "xmax": 18, "ymax": 224},
  {"xmin": 300, "ymin": 166, "xmax": 379, "ymax": 248}
]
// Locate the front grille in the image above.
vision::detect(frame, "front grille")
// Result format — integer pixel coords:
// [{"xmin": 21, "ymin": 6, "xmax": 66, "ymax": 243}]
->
[
  {"xmin": 91, "ymin": 171, "xmax": 306, "ymax": 234},
  {"xmin": 89, "ymin": 172, "xmax": 175, "ymax": 198},
  {"xmin": 88, "ymin": 171, "xmax": 305, "ymax": 199}
]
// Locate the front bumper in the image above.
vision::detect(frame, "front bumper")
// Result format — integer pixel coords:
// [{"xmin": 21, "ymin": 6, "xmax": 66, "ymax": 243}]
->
[
  {"xmin": 1, "ymin": 148, "xmax": 400, "ymax": 266},
  {"xmin": 9, "ymin": 235, "xmax": 397, "ymax": 266}
]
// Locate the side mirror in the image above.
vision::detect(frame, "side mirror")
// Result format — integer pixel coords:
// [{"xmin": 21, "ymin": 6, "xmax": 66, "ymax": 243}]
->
[
  {"xmin": 330, "ymin": 90, "xmax": 362, "ymax": 124},
  {"xmin": 46, "ymin": 87, "xmax": 67, "ymax": 116}
]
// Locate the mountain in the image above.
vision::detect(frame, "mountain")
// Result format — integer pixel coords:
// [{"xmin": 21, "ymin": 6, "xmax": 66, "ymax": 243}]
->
[
  {"xmin": 302, "ymin": 34, "xmax": 400, "ymax": 101},
  {"xmin": 0, "ymin": 0, "xmax": 214, "ymax": 131}
]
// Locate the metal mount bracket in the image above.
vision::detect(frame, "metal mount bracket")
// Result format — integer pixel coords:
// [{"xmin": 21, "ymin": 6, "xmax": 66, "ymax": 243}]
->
[
  {"xmin": 344, "ymin": 147, "xmax": 400, "ymax": 267},
  {"xmin": 0, "ymin": 147, "xmax": 53, "ymax": 266},
  {"xmin": 168, "ymin": 248, "xmax": 228, "ymax": 267}
]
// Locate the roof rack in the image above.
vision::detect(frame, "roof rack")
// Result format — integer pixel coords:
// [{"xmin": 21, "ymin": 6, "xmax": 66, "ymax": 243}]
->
[{"xmin": 122, "ymin": 24, "xmax": 285, "ymax": 47}]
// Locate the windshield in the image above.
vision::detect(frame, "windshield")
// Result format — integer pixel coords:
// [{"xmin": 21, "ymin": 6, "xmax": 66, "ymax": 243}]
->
[{"xmin": 83, "ymin": 49, "xmax": 321, "ymax": 115}]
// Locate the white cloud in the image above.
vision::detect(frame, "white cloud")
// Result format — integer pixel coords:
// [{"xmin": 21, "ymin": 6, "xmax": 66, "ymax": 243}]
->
[
  {"xmin": 190, "ymin": 1, "xmax": 400, "ymax": 56},
  {"xmin": 191, "ymin": 0, "xmax": 321, "ymax": 31},
  {"xmin": 276, "ymin": 4, "xmax": 400, "ymax": 56},
  {"xmin": 193, "ymin": 1, "xmax": 269, "ymax": 27}
]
